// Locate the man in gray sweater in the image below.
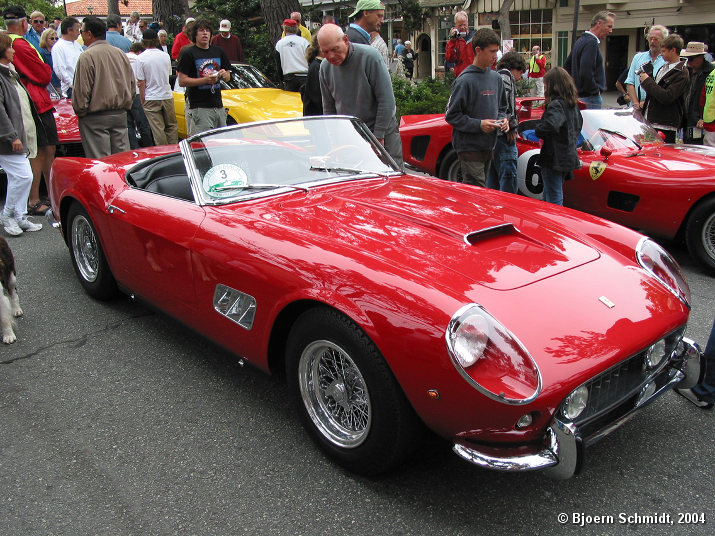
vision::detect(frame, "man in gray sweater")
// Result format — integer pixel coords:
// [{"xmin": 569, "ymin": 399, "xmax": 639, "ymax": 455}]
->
[{"xmin": 318, "ymin": 24, "xmax": 403, "ymax": 167}]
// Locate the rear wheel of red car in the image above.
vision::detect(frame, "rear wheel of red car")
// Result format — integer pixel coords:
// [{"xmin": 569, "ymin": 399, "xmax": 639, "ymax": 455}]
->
[
  {"xmin": 438, "ymin": 148, "xmax": 462, "ymax": 182},
  {"xmin": 685, "ymin": 197, "xmax": 715, "ymax": 274},
  {"xmin": 286, "ymin": 307, "xmax": 421, "ymax": 475},
  {"xmin": 67, "ymin": 203, "xmax": 118, "ymax": 300}
]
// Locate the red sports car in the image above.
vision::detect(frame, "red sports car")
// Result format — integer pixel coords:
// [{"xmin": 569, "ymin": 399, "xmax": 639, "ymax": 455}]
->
[
  {"xmin": 48, "ymin": 116, "xmax": 701, "ymax": 479},
  {"xmin": 400, "ymin": 99, "xmax": 715, "ymax": 274}
]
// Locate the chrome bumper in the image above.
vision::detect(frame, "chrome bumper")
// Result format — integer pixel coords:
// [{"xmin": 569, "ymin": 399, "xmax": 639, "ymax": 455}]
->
[
  {"xmin": 46, "ymin": 207, "xmax": 61, "ymax": 229},
  {"xmin": 453, "ymin": 337, "xmax": 702, "ymax": 479}
]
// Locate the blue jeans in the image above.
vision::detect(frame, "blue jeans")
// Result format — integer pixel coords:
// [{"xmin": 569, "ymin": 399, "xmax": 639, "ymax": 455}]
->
[
  {"xmin": 540, "ymin": 166, "xmax": 565, "ymax": 205},
  {"xmin": 580, "ymin": 94, "xmax": 602, "ymax": 110},
  {"xmin": 486, "ymin": 136, "xmax": 518, "ymax": 193},
  {"xmin": 692, "ymin": 317, "xmax": 715, "ymax": 404}
]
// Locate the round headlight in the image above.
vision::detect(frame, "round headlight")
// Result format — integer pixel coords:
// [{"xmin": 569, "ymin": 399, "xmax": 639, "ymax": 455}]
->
[
  {"xmin": 645, "ymin": 339, "xmax": 667, "ymax": 369},
  {"xmin": 562, "ymin": 386, "xmax": 589, "ymax": 420}
]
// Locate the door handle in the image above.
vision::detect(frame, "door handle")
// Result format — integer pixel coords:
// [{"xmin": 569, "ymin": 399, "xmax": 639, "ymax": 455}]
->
[{"xmin": 107, "ymin": 204, "xmax": 126, "ymax": 215}]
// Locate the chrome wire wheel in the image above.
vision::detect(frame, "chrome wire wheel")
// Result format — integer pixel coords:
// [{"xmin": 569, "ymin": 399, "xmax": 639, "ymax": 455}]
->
[
  {"xmin": 298, "ymin": 340, "xmax": 371, "ymax": 448},
  {"xmin": 701, "ymin": 211, "xmax": 715, "ymax": 263},
  {"xmin": 71, "ymin": 214, "xmax": 99, "ymax": 283}
]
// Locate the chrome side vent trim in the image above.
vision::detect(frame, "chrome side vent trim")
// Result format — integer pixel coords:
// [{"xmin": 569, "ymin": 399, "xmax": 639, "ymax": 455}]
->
[
  {"xmin": 464, "ymin": 223, "xmax": 519, "ymax": 245},
  {"xmin": 213, "ymin": 284, "xmax": 257, "ymax": 330}
]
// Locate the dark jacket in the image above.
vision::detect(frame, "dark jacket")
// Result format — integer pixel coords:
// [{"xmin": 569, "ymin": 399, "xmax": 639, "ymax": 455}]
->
[
  {"xmin": 445, "ymin": 65, "xmax": 507, "ymax": 153},
  {"xmin": 302, "ymin": 57, "xmax": 323, "ymax": 116},
  {"xmin": 564, "ymin": 32, "xmax": 605, "ymax": 98},
  {"xmin": 495, "ymin": 68, "xmax": 517, "ymax": 142},
  {"xmin": 534, "ymin": 98, "xmax": 583, "ymax": 172},
  {"xmin": 641, "ymin": 60, "xmax": 689, "ymax": 130},
  {"xmin": 684, "ymin": 60, "xmax": 714, "ymax": 128}
]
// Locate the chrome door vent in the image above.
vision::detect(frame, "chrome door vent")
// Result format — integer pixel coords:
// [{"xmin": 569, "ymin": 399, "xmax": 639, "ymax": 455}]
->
[{"xmin": 213, "ymin": 284, "xmax": 257, "ymax": 330}]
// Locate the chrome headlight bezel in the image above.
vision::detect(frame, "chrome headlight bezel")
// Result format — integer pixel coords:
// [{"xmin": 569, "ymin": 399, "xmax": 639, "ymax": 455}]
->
[
  {"xmin": 636, "ymin": 237, "xmax": 690, "ymax": 308},
  {"xmin": 446, "ymin": 304, "xmax": 542, "ymax": 405}
]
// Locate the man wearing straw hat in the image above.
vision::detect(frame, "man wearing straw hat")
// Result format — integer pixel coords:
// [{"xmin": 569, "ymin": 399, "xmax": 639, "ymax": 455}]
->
[{"xmin": 681, "ymin": 41, "xmax": 714, "ymax": 145}]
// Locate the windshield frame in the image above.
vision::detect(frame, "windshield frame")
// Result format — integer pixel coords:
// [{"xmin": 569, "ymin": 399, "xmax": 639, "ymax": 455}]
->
[
  {"xmin": 179, "ymin": 116, "xmax": 403, "ymax": 206},
  {"xmin": 580, "ymin": 110, "xmax": 664, "ymax": 153}
]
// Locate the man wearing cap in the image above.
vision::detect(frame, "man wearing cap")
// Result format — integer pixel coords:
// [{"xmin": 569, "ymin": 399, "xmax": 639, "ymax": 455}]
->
[
  {"xmin": 24, "ymin": 10, "xmax": 45, "ymax": 51},
  {"xmin": 347, "ymin": 0, "xmax": 384, "ymax": 46},
  {"xmin": 177, "ymin": 18, "xmax": 231, "ymax": 135},
  {"xmin": 72, "ymin": 16, "xmax": 135, "ymax": 158},
  {"xmin": 137, "ymin": 29, "xmax": 178, "ymax": 146},
  {"xmin": 211, "ymin": 20, "xmax": 244, "ymax": 63},
  {"xmin": 106, "ymin": 14, "xmax": 131, "ymax": 52},
  {"xmin": 171, "ymin": 17, "xmax": 195, "ymax": 60},
  {"xmin": 682, "ymin": 41, "xmax": 714, "ymax": 145},
  {"xmin": 317, "ymin": 24, "xmax": 403, "ymax": 167},
  {"xmin": 275, "ymin": 19, "xmax": 309, "ymax": 92},
  {"xmin": 281, "ymin": 12, "xmax": 311, "ymax": 43},
  {"xmin": 624, "ymin": 25, "xmax": 668, "ymax": 113},
  {"xmin": 3, "ymin": 5, "xmax": 59, "ymax": 216}
]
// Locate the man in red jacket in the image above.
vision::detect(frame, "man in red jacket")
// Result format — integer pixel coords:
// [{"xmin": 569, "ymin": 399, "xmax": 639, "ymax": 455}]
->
[
  {"xmin": 445, "ymin": 11, "xmax": 473, "ymax": 77},
  {"xmin": 3, "ymin": 5, "xmax": 57, "ymax": 215}
]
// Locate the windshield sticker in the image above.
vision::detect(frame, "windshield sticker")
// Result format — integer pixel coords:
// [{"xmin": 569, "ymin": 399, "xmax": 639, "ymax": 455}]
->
[
  {"xmin": 589, "ymin": 161, "xmax": 607, "ymax": 181},
  {"xmin": 203, "ymin": 164, "xmax": 248, "ymax": 197}
]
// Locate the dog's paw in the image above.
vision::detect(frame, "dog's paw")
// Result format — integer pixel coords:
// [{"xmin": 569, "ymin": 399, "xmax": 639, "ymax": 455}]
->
[
  {"xmin": 12, "ymin": 307, "xmax": 23, "ymax": 317},
  {"xmin": 3, "ymin": 332, "xmax": 17, "ymax": 344}
]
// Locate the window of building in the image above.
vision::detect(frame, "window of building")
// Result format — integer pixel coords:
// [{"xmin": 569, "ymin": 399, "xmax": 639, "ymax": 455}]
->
[
  {"xmin": 557, "ymin": 31, "xmax": 569, "ymax": 66},
  {"xmin": 509, "ymin": 9, "xmax": 552, "ymax": 53}
]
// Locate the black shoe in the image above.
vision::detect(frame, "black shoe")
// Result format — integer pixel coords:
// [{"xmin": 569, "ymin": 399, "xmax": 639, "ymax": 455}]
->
[{"xmin": 675, "ymin": 388, "xmax": 714, "ymax": 409}]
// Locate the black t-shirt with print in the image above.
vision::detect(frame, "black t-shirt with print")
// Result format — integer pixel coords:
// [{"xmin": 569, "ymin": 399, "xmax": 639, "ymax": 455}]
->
[{"xmin": 177, "ymin": 45, "xmax": 231, "ymax": 109}]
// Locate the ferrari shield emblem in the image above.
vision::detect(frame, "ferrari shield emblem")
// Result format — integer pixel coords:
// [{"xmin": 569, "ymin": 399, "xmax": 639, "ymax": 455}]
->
[{"xmin": 589, "ymin": 161, "xmax": 607, "ymax": 180}]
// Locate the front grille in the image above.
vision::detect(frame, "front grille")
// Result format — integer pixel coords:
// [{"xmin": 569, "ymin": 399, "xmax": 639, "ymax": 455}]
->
[{"xmin": 561, "ymin": 326, "xmax": 686, "ymax": 430}]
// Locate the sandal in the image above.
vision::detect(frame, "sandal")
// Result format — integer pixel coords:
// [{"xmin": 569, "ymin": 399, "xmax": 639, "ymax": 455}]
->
[{"xmin": 27, "ymin": 201, "xmax": 50, "ymax": 216}]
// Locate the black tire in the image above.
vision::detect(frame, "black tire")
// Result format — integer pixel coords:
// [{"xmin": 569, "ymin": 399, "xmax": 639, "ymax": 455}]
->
[
  {"xmin": 685, "ymin": 196, "xmax": 715, "ymax": 274},
  {"xmin": 438, "ymin": 148, "xmax": 462, "ymax": 182},
  {"xmin": 286, "ymin": 307, "xmax": 421, "ymax": 476},
  {"xmin": 67, "ymin": 203, "xmax": 118, "ymax": 300}
]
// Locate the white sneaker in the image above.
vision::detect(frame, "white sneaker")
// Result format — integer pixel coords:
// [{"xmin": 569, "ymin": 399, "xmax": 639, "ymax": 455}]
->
[
  {"xmin": 2, "ymin": 215, "xmax": 23, "ymax": 236},
  {"xmin": 17, "ymin": 218, "xmax": 42, "ymax": 232}
]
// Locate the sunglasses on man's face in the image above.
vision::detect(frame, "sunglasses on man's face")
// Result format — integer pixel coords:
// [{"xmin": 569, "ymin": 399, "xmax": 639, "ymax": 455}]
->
[{"xmin": 33, "ymin": 19, "xmax": 45, "ymax": 24}]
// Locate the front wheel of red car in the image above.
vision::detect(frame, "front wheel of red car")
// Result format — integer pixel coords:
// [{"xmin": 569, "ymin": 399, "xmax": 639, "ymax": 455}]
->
[
  {"xmin": 67, "ymin": 203, "xmax": 118, "ymax": 300},
  {"xmin": 286, "ymin": 307, "xmax": 421, "ymax": 476},
  {"xmin": 438, "ymin": 149, "xmax": 462, "ymax": 182},
  {"xmin": 685, "ymin": 197, "xmax": 715, "ymax": 274}
]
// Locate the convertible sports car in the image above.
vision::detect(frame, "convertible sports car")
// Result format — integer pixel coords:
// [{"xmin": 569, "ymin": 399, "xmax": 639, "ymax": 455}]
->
[
  {"xmin": 48, "ymin": 116, "xmax": 701, "ymax": 479},
  {"xmin": 172, "ymin": 63, "xmax": 303, "ymax": 138},
  {"xmin": 400, "ymin": 99, "xmax": 715, "ymax": 274},
  {"xmin": 50, "ymin": 86, "xmax": 83, "ymax": 158}
]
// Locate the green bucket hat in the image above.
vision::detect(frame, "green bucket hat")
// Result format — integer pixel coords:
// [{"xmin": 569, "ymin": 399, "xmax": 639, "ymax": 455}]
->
[{"xmin": 349, "ymin": 0, "xmax": 385, "ymax": 18}]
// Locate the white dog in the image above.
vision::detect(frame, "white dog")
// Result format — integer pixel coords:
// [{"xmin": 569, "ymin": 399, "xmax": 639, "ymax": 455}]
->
[{"xmin": 0, "ymin": 237, "xmax": 22, "ymax": 343}]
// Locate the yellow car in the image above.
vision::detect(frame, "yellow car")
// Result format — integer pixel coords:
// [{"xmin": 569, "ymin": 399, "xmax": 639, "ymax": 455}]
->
[{"xmin": 173, "ymin": 63, "xmax": 303, "ymax": 138}]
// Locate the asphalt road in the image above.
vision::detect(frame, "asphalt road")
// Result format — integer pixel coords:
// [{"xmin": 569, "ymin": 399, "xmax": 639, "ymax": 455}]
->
[{"xmin": 0, "ymin": 215, "xmax": 712, "ymax": 536}]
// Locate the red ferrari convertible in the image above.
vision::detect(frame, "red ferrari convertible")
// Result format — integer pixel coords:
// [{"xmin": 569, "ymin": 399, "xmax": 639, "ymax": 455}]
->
[
  {"xmin": 400, "ymin": 99, "xmax": 715, "ymax": 274},
  {"xmin": 48, "ymin": 116, "xmax": 701, "ymax": 478}
]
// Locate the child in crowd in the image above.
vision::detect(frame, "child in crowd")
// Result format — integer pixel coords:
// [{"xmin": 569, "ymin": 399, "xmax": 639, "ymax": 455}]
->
[{"xmin": 534, "ymin": 67, "xmax": 583, "ymax": 205}]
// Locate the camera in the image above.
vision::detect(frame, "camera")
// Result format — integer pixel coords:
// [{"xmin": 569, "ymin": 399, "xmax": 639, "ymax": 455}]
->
[{"xmin": 635, "ymin": 62, "xmax": 653, "ymax": 76}]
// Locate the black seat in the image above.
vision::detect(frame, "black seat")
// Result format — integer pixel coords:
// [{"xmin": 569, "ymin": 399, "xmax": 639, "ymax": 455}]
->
[{"xmin": 144, "ymin": 175, "xmax": 194, "ymax": 202}]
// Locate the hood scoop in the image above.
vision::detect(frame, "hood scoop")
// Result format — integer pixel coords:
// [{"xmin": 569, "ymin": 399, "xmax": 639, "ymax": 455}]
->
[{"xmin": 465, "ymin": 223, "xmax": 518, "ymax": 244}]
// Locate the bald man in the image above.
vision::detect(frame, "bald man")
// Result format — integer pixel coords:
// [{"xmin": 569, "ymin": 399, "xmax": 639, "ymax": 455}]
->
[{"xmin": 317, "ymin": 24, "xmax": 402, "ymax": 167}]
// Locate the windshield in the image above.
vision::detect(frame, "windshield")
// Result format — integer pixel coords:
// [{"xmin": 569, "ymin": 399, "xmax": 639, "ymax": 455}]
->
[
  {"xmin": 580, "ymin": 110, "xmax": 663, "ymax": 152},
  {"xmin": 181, "ymin": 116, "xmax": 400, "ymax": 205},
  {"xmin": 221, "ymin": 64, "xmax": 277, "ymax": 90}
]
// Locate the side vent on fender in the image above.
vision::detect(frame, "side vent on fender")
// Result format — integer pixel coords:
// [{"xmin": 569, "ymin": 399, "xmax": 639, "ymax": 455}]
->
[
  {"xmin": 607, "ymin": 191, "xmax": 640, "ymax": 213},
  {"xmin": 213, "ymin": 284, "xmax": 257, "ymax": 330},
  {"xmin": 410, "ymin": 135, "xmax": 431, "ymax": 161}
]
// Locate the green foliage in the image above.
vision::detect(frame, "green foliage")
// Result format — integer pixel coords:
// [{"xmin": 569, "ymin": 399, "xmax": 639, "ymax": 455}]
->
[
  {"xmin": 398, "ymin": 0, "xmax": 428, "ymax": 35},
  {"xmin": 10, "ymin": 0, "xmax": 64, "ymax": 22},
  {"xmin": 515, "ymin": 78, "xmax": 534, "ymax": 97},
  {"xmin": 392, "ymin": 75, "xmax": 452, "ymax": 120},
  {"xmin": 190, "ymin": 0, "xmax": 278, "ymax": 80}
]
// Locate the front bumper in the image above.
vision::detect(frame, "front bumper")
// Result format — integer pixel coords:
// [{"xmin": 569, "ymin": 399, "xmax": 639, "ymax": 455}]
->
[{"xmin": 453, "ymin": 337, "xmax": 702, "ymax": 479}]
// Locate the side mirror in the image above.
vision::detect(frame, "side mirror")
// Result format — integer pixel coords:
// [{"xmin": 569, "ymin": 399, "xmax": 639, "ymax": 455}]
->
[{"xmin": 600, "ymin": 146, "xmax": 613, "ymax": 159}]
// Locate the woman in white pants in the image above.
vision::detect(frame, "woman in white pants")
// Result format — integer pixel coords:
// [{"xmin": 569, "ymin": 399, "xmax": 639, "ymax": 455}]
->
[{"xmin": 0, "ymin": 34, "xmax": 41, "ymax": 236}]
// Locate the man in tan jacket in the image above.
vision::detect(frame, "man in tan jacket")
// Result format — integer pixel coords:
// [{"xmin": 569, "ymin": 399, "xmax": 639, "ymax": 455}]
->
[{"xmin": 72, "ymin": 16, "xmax": 135, "ymax": 158}]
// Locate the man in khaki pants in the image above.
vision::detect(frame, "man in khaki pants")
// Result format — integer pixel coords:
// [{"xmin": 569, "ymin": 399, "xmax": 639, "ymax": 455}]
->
[{"xmin": 136, "ymin": 29, "xmax": 178, "ymax": 145}]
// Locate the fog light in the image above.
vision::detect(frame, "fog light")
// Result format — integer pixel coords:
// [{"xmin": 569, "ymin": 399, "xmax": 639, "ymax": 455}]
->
[
  {"xmin": 645, "ymin": 339, "xmax": 667, "ymax": 369},
  {"xmin": 562, "ymin": 386, "xmax": 589, "ymax": 420},
  {"xmin": 515, "ymin": 413, "xmax": 533, "ymax": 429}
]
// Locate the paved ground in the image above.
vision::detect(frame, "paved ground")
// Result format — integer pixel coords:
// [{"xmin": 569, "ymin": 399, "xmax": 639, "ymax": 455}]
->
[{"xmin": 0, "ymin": 212, "xmax": 712, "ymax": 536}]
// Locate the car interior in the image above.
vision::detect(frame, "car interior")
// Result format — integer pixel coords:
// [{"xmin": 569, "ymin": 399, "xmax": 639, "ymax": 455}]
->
[{"xmin": 125, "ymin": 153, "xmax": 195, "ymax": 202}]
